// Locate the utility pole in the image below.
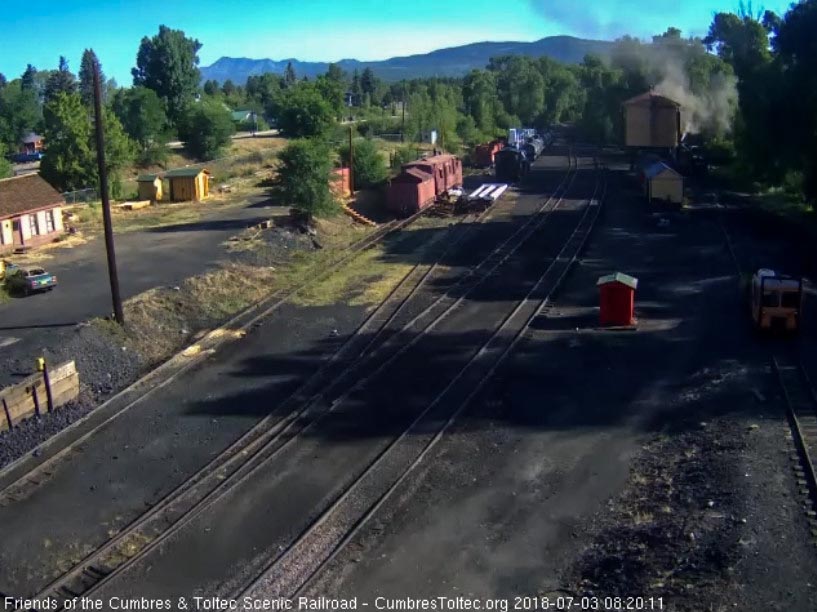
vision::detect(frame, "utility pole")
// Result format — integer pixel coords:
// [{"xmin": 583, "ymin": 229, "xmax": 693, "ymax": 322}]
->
[
  {"xmin": 349, "ymin": 125, "xmax": 355, "ymax": 196},
  {"xmin": 401, "ymin": 88, "xmax": 406, "ymax": 143},
  {"xmin": 92, "ymin": 54, "xmax": 124, "ymax": 325}
]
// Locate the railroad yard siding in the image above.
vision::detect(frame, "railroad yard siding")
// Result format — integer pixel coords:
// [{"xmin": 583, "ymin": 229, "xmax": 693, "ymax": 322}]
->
[
  {"xmin": 0, "ymin": 155, "xmax": 567, "ymax": 597},
  {"xmin": 298, "ymin": 160, "xmax": 813, "ymax": 609},
  {"xmin": 88, "ymin": 155, "xmax": 593, "ymax": 598}
]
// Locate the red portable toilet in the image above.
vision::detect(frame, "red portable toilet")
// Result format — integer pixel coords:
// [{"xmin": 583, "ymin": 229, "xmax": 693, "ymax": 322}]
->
[{"xmin": 597, "ymin": 272, "xmax": 638, "ymax": 326}]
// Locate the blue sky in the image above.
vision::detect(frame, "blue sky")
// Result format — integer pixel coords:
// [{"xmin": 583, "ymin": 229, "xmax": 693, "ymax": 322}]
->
[{"xmin": 0, "ymin": 0, "xmax": 796, "ymax": 85}]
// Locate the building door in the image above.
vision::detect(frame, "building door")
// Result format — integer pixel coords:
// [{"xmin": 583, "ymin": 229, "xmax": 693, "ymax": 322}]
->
[{"xmin": 12, "ymin": 219, "xmax": 23, "ymax": 246}]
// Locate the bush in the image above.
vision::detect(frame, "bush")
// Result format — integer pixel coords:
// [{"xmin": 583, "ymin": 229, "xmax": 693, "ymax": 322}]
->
[
  {"xmin": 137, "ymin": 143, "xmax": 170, "ymax": 167},
  {"xmin": 277, "ymin": 139, "xmax": 337, "ymax": 218},
  {"xmin": 339, "ymin": 138, "xmax": 389, "ymax": 189},
  {"xmin": 278, "ymin": 83, "xmax": 334, "ymax": 138},
  {"xmin": 392, "ymin": 145, "xmax": 416, "ymax": 168},
  {"xmin": 179, "ymin": 100, "xmax": 235, "ymax": 161}
]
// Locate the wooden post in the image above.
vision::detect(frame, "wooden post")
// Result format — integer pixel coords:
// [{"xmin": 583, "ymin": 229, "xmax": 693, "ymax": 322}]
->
[
  {"xmin": 349, "ymin": 126, "xmax": 355, "ymax": 196},
  {"xmin": 43, "ymin": 361, "xmax": 54, "ymax": 413},
  {"xmin": 2, "ymin": 398, "xmax": 11, "ymax": 430},
  {"xmin": 31, "ymin": 385, "xmax": 40, "ymax": 417}
]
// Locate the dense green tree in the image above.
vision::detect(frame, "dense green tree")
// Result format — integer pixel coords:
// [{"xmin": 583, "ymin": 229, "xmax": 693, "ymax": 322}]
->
[
  {"xmin": 20, "ymin": 65, "xmax": 37, "ymax": 92},
  {"xmin": 222, "ymin": 79, "xmax": 236, "ymax": 96},
  {"xmin": 277, "ymin": 82, "xmax": 334, "ymax": 138},
  {"xmin": 177, "ymin": 99, "xmax": 234, "ymax": 160},
  {"xmin": 111, "ymin": 86, "xmax": 169, "ymax": 165},
  {"xmin": 361, "ymin": 68, "xmax": 378, "ymax": 104},
  {"xmin": 44, "ymin": 56, "xmax": 77, "ymax": 104},
  {"xmin": 315, "ymin": 75, "xmax": 345, "ymax": 120},
  {"xmin": 276, "ymin": 138, "xmax": 336, "ymax": 218},
  {"xmin": 0, "ymin": 74, "xmax": 7, "ymax": 89},
  {"xmin": 203, "ymin": 79, "xmax": 219, "ymax": 96},
  {"xmin": 133, "ymin": 25, "xmax": 202, "ymax": 125},
  {"xmin": 78, "ymin": 49, "xmax": 102, "ymax": 108},
  {"xmin": 462, "ymin": 70, "xmax": 499, "ymax": 136},
  {"xmin": 325, "ymin": 63, "xmax": 345, "ymax": 84},
  {"xmin": 339, "ymin": 138, "xmax": 388, "ymax": 189},
  {"xmin": 0, "ymin": 80, "xmax": 41, "ymax": 149},
  {"xmin": 350, "ymin": 69, "xmax": 362, "ymax": 104},
  {"xmin": 92, "ymin": 107, "xmax": 136, "ymax": 198},
  {"xmin": 0, "ymin": 144, "xmax": 12, "ymax": 179},
  {"xmin": 284, "ymin": 62, "xmax": 297, "ymax": 87},
  {"xmin": 773, "ymin": 0, "xmax": 817, "ymax": 198},
  {"xmin": 40, "ymin": 91, "xmax": 94, "ymax": 191}
]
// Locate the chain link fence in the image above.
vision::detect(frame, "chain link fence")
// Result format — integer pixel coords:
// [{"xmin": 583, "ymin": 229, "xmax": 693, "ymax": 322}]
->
[{"xmin": 61, "ymin": 188, "xmax": 98, "ymax": 204}]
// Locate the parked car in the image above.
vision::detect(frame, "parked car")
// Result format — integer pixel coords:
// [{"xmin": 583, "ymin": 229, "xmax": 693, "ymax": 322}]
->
[{"xmin": 5, "ymin": 267, "xmax": 58, "ymax": 295}]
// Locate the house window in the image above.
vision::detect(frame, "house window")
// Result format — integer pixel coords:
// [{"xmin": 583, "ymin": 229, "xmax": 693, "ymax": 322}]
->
[
  {"xmin": 28, "ymin": 214, "xmax": 38, "ymax": 236},
  {"xmin": 45, "ymin": 210, "xmax": 55, "ymax": 233}
]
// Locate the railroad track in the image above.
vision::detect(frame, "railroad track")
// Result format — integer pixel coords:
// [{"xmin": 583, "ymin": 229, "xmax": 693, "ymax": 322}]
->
[
  {"xmin": 239, "ymin": 157, "xmax": 607, "ymax": 599},
  {"xmin": 19, "ymin": 155, "xmax": 579, "ymax": 606},
  {"xmin": 720, "ymin": 208, "xmax": 817, "ymax": 543},
  {"xmin": 0, "ymin": 201, "xmax": 436, "ymax": 501},
  {"xmin": 773, "ymin": 355, "xmax": 817, "ymax": 534}
]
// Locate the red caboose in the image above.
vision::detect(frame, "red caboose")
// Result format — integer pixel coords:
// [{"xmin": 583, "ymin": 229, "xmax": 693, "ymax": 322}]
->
[
  {"xmin": 403, "ymin": 154, "xmax": 462, "ymax": 196},
  {"xmin": 386, "ymin": 168, "xmax": 436, "ymax": 216},
  {"xmin": 474, "ymin": 141, "xmax": 503, "ymax": 167}
]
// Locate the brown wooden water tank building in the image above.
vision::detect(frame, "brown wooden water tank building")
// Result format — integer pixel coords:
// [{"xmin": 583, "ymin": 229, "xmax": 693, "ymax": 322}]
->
[{"xmin": 623, "ymin": 92, "xmax": 681, "ymax": 149}]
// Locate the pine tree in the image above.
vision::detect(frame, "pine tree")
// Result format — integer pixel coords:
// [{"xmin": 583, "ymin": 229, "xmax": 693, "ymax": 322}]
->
[
  {"xmin": 284, "ymin": 62, "xmax": 297, "ymax": 87},
  {"xmin": 44, "ymin": 56, "xmax": 77, "ymax": 104},
  {"xmin": 78, "ymin": 49, "xmax": 102, "ymax": 107}
]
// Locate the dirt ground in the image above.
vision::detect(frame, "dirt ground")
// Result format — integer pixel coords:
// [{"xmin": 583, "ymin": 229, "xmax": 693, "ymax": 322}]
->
[{"xmin": 305, "ymin": 151, "xmax": 817, "ymax": 611}]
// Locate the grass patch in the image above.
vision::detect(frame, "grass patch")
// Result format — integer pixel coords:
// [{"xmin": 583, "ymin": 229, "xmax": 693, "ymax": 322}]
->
[
  {"xmin": 288, "ymin": 245, "xmax": 414, "ymax": 308},
  {"xmin": 0, "ymin": 285, "xmax": 10, "ymax": 305},
  {"xmin": 91, "ymin": 214, "xmax": 375, "ymax": 367}
]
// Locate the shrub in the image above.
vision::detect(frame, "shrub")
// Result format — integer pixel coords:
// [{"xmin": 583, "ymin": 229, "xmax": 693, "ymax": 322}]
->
[
  {"xmin": 339, "ymin": 138, "xmax": 389, "ymax": 189},
  {"xmin": 277, "ymin": 139, "xmax": 337, "ymax": 218},
  {"xmin": 178, "ymin": 100, "xmax": 235, "ymax": 161}
]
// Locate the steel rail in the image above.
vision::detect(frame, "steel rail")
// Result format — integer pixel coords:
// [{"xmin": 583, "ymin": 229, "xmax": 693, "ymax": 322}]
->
[
  {"xmin": 240, "ymin": 157, "xmax": 607, "ymax": 599},
  {"xmin": 28, "ymin": 155, "xmax": 577, "ymax": 607}
]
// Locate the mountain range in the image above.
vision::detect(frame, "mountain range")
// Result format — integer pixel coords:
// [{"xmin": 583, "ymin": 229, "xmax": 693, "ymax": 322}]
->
[{"xmin": 200, "ymin": 36, "xmax": 614, "ymax": 84}]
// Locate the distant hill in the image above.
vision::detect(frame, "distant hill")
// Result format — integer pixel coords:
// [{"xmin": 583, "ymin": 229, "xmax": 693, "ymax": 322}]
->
[{"xmin": 200, "ymin": 36, "xmax": 614, "ymax": 84}]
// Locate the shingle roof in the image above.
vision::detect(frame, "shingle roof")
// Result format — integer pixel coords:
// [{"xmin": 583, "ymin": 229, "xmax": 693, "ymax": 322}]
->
[
  {"xmin": 137, "ymin": 174, "xmax": 161, "ymax": 182},
  {"xmin": 597, "ymin": 272, "xmax": 638, "ymax": 289},
  {"xmin": 164, "ymin": 168, "xmax": 210, "ymax": 178},
  {"xmin": 0, "ymin": 174, "xmax": 64, "ymax": 219}
]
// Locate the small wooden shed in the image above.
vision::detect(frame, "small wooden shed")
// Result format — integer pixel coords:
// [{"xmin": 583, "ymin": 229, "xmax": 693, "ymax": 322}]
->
[
  {"xmin": 644, "ymin": 162, "xmax": 683, "ymax": 204},
  {"xmin": 598, "ymin": 272, "xmax": 638, "ymax": 327},
  {"xmin": 136, "ymin": 174, "xmax": 163, "ymax": 203},
  {"xmin": 165, "ymin": 168, "xmax": 211, "ymax": 202}
]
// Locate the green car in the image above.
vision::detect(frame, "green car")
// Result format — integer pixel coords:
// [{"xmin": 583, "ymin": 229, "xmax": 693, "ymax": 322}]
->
[{"xmin": 5, "ymin": 267, "xmax": 58, "ymax": 296}]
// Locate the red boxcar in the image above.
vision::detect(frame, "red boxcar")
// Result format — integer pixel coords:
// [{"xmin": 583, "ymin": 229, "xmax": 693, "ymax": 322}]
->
[
  {"xmin": 474, "ymin": 141, "xmax": 502, "ymax": 167},
  {"xmin": 386, "ymin": 168, "xmax": 436, "ymax": 216},
  {"xmin": 403, "ymin": 154, "xmax": 462, "ymax": 196}
]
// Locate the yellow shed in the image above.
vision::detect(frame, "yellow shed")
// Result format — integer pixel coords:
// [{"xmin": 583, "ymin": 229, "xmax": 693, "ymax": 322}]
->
[
  {"xmin": 644, "ymin": 162, "xmax": 684, "ymax": 204},
  {"xmin": 165, "ymin": 168, "xmax": 211, "ymax": 202},
  {"xmin": 623, "ymin": 92, "xmax": 681, "ymax": 148},
  {"xmin": 136, "ymin": 174, "xmax": 163, "ymax": 202}
]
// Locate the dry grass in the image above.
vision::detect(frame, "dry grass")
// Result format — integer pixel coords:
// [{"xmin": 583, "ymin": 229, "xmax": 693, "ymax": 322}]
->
[
  {"xmin": 288, "ymin": 245, "xmax": 413, "ymax": 308},
  {"xmin": 93, "ymin": 214, "xmax": 374, "ymax": 367},
  {"xmin": 228, "ymin": 135, "xmax": 288, "ymax": 156},
  {"xmin": 115, "ymin": 261, "xmax": 277, "ymax": 366}
]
